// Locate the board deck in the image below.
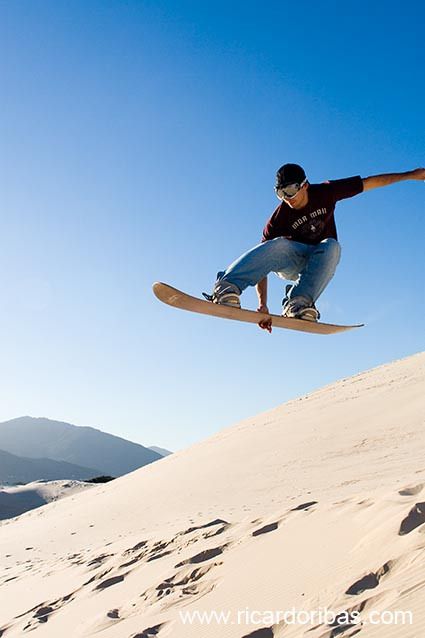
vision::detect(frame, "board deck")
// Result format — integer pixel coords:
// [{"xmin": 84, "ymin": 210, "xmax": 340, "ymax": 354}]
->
[{"xmin": 153, "ymin": 282, "xmax": 364, "ymax": 335}]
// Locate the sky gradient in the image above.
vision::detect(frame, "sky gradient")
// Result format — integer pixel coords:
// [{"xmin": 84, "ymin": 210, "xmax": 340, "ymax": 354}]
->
[{"xmin": 1, "ymin": 0, "xmax": 424, "ymax": 451}]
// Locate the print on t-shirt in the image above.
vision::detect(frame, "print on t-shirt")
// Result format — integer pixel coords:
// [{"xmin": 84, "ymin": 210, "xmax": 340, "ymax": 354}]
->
[{"xmin": 291, "ymin": 207, "xmax": 327, "ymax": 241}]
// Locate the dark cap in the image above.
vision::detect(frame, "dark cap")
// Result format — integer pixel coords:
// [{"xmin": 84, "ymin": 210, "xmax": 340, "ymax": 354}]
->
[{"xmin": 275, "ymin": 163, "xmax": 306, "ymax": 188}]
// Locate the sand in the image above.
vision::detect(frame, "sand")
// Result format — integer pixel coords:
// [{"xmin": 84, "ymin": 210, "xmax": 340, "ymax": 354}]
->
[{"xmin": 0, "ymin": 352, "xmax": 424, "ymax": 637}]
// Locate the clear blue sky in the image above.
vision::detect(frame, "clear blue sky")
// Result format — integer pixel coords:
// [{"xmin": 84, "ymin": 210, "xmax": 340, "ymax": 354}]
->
[{"xmin": 1, "ymin": 1, "xmax": 423, "ymax": 451}]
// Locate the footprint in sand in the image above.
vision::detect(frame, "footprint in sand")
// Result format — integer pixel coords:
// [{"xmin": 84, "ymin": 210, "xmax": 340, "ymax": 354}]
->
[
  {"xmin": 138, "ymin": 561, "xmax": 221, "ymax": 611},
  {"xmin": 249, "ymin": 502, "xmax": 317, "ymax": 537},
  {"xmin": 398, "ymin": 483, "xmax": 424, "ymax": 496},
  {"xmin": 131, "ymin": 622, "xmax": 165, "ymax": 637},
  {"xmin": 119, "ymin": 553, "xmax": 147, "ymax": 569},
  {"xmin": 175, "ymin": 544, "xmax": 227, "ymax": 567},
  {"xmin": 327, "ymin": 612, "xmax": 362, "ymax": 637},
  {"xmin": 119, "ymin": 541, "xmax": 150, "ymax": 568},
  {"xmin": 141, "ymin": 540, "xmax": 174, "ymax": 563},
  {"xmin": 87, "ymin": 553, "xmax": 114, "ymax": 568},
  {"xmin": 15, "ymin": 590, "xmax": 78, "ymax": 633},
  {"xmin": 252, "ymin": 522, "xmax": 279, "ymax": 537},
  {"xmin": 83, "ymin": 568, "xmax": 113, "ymax": 586},
  {"xmin": 181, "ymin": 519, "xmax": 229, "ymax": 535},
  {"xmin": 123, "ymin": 540, "xmax": 149, "ymax": 554},
  {"xmin": 147, "ymin": 550, "xmax": 173, "ymax": 563},
  {"xmin": 203, "ymin": 524, "xmax": 228, "ymax": 538},
  {"xmin": 345, "ymin": 561, "xmax": 393, "ymax": 595},
  {"xmin": 157, "ymin": 563, "xmax": 216, "ymax": 595},
  {"xmin": 33, "ymin": 606, "xmax": 55, "ymax": 624},
  {"xmin": 94, "ymin": 573, "xmax": 128, "ymax": 591},
  {"xmin": 107, "ymin": 609, "xmax": 120, "ymax": 619},
  {"xmin": 399, "ymin": 502, "xmax": 425, "ymax": 535},
  {"xmin": 290, "ymin": 501, "xmax": 318, "ymax": 512}
]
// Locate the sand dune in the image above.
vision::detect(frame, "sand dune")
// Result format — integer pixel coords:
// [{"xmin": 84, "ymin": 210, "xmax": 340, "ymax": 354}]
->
[
  {"xmin": 0, "ymin": 480, "xmax": 96, "ymax": 520},
  {"xmin": 0, "ymin": 352, "xmax": 424, "ymax": 637}
]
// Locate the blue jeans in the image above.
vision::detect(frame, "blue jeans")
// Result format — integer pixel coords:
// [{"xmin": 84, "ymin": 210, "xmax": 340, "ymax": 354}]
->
[{"xmin": 217, "ymin": 237, "xmax": 341, "ymax": 304}]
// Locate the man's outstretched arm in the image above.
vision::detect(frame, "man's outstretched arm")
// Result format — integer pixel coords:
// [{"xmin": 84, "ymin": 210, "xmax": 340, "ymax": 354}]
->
[{"xmin": 362, "ymin": 167, "xmax": 425, "ymax": 191}]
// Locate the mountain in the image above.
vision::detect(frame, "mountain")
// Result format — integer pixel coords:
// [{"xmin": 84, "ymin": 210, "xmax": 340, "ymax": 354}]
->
[
  {"xmin": 0, "ymin": 417, "xmax": 162, "ymax": 477},
  {"xmin": 1, "ymin": 353, "xmax": 424, "ymax": 637},
  {"xmin": 0, "ymin": 448, "xmax": 100, "ymax": 484},
  {"xmin": 148, "ymin": 445, "xmax": 173, "ymax": 457}
]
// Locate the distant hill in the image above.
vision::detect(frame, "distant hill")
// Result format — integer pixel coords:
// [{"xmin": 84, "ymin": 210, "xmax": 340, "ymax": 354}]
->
[
  {"xmin": 148, "ymin": 445, "xmax": 173, "ymax": 457},
  {"xmin": 0, "ymin": 479, "xmax": 95, "ymax": 520},
  {"xmin": 0, "ymin": 448, "xmax": 100, "ymax": 484},
  {"xmin": 0, "ymin": 417, "xmax": 162, "ymax": 477}
]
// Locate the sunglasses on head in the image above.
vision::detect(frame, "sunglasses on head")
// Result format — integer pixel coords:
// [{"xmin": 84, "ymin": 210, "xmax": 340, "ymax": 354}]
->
[{"xmin": 275, "ymin": 178, "xmax": 307, "ymax": 200}]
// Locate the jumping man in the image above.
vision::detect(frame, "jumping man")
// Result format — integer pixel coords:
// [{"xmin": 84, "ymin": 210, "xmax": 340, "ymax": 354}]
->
[{"xmin": 205, "ymin": 164, "xmax": 424, "ymax": 331}]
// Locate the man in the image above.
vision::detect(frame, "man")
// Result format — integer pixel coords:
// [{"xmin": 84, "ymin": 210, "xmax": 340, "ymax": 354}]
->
[{"xmin": 206, "ymin": 164, "xmax": 424, "ymax": 331}]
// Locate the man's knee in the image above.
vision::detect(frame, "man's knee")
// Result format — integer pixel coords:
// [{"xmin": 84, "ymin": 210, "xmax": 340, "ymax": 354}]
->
[{"xmin": 319, "ymin": 238, "xmax": 341, "ymax": 261}]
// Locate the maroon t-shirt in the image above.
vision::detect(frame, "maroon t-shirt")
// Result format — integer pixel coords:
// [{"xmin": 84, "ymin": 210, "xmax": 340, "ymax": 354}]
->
[{"xmin": 262, "ymin": 176, "xmax": 364, "ymax": 245}]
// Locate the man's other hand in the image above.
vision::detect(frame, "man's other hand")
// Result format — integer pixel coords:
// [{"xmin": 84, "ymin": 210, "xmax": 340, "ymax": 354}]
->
[{"xmin": 257, "ymin": 304, "xmax": 272, "ymax": 333}]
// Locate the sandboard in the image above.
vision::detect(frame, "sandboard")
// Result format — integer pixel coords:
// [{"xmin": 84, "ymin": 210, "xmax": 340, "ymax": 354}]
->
[{"xmin": 153, "ymin": 282, "xmax": 363, "ymax": 335}]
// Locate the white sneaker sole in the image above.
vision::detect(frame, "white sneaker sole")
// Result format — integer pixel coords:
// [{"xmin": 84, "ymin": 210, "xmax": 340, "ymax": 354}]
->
[
  {"xmin": 297, "ymin": 308, "xmax": 319, "ymax": 322},
  {"xmin": 282, "ymin": 308, "xmax": 319, "ymax": 322}
]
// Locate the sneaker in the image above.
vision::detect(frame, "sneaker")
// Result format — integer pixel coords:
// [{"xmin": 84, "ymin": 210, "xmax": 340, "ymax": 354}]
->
[
  {"xmin": 202, "ymin": 274, "xmax": 241, "ymax": 308},
  {"xmin": 296, "ymin": 306, "xmax": 320, "ymax": 322},
  {"xmin": 282, "ymin": 296, "xmax": 320, "ymax": 322}
]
